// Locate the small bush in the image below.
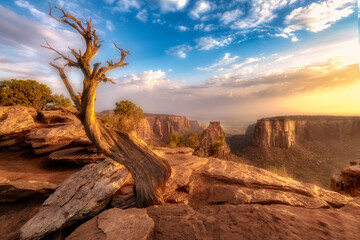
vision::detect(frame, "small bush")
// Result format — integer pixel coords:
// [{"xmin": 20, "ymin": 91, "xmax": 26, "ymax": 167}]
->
[
  {"xmin": 209, "ymin": 135, "xmax": 225, "ymax": 156},
  {"xmin": 168, "ymin": 133, "xmax": 185, "ymax": 148}
]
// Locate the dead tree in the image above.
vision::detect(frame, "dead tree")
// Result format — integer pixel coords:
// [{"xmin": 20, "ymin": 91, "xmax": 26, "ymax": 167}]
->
[{"xmin": 43, "ymin": 4, "xmax": 171, "ymax": 207}]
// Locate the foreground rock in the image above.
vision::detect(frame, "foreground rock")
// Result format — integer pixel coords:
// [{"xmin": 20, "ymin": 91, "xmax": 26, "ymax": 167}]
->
[
  {"xmin": 0, "ymin": 178, "xmax": 57, "ymax": 203},
  {"xmin": 67, "ymin": 208, "xmax": 154, "ymax": 240},
  {"xmin": 20, "ymin": 159, "xmax": 131, "ymax": 240},
  {"xmin": 148, "ymin": 202, "xmax": 360, "ymax": 240},
  {"xmin": 332, "ymin": 162, "xmax": 360, "ymax": 197},
  {"xmin": 0, "ymin": 106, "xmax": 36, "ymax": 147},
  {"xmin": 49, "ymin": 147, "xmax": 106, "ymax": 166},
  {"xmin": 18, "ymin": 147, "xmax": 360, "ymax": 239},
  {"xmin": 25, "ymin": 121, "xmax": 86, "ymax": 154},
  {"xmin": 194, "ymin": 122, "xmax": 230, "ymax": 157}
]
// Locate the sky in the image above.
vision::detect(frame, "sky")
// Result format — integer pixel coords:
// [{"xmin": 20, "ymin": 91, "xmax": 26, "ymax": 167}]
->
[{"xmin": 0, "ymin": 0, "xmax": 359, "ymax": 127}]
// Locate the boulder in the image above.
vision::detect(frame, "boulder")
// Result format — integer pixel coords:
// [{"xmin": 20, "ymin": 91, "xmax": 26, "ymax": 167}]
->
[
  {"xmin": 0, "ymin": 106, "xmax": 36, "ymax": 136},
  {"xmin": 25, "ymin": 121, "xmax": 86, "ymax": 154},
  {"xmin": 0, "ymin": 106, "xmax": 36, "ymax": 147},
  {"xmin": 66, "ymin": 208, "xmax": 154, "ymax": 240},
  {"xmin": 37, "ymin": 110, "xmax": 78, "ymax": 124},
  {"xmin": 19, "ymin": 159, "xmax": 131, "ymax": 240},
  {"xmin": 48, "ymin": 147, "xmax": 106, "ymax": 166},
  {"xmin": 0, "ymin": 178, "xmax": 57, "ymax": 203},
  {"xmin": 332, "ymin": 164, "xmax": 360, "ymax": 197}
]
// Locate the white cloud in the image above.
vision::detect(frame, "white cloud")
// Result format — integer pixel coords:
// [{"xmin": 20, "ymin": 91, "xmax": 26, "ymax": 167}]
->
[
  {"xmin": 159, "ymin": 0, "xmax": 189, "ymax": 12},
  {"xmin": 189, "ymin": 0, "xmax": 212, "ymax": 19},
  {"xmin": 195, "ymin": 36, "xmax": 233, "ymax": 50},
  {"xmin": 219, "ymin": 9, "xmax": 243, "ymax": 25},
  {"xmin": 166, "ymin": 44, "xmax": 193, "ymax": 58},
  {"xmin": 115, "ymin": 0, "xmax": 140, "ymax": 12},
  {"xmin": 284, "ymin": 0, "xmax": 355, "ymax": 34},
  {"xmin": 231, "ymin": 0, "xmax": 298, "ymax": 29},
  {"xmin": 136, "ymin": 9, "xmax": 148, "ymax": 22},
  {"xmin": 106, "ymin": 20, "xmax": 114, "ymax": 31},
  {"xmin": 197, "ymin": 52, "xmax": 239, "ymax": 71},
  {"xmin": 15, "ymin": 0, "xmax": 58, "ymax": 27},
  {"xmin": 177, "ymin": 25, "xmax": 189, "ymax": 31},
  {"xmin": 119, "ymin": 70, "xmax": 178, "ymax": 90}
]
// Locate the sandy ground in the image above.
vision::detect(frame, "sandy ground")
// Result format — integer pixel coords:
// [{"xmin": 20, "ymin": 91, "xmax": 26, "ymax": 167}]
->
[{"xmin": 0, "ymin": 149, "xmax": 82, "ymax": 184}]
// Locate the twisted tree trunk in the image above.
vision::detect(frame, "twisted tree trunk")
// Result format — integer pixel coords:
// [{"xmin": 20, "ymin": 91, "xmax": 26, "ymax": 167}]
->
[{"xmin": 44, "ymin": 4, "xmax": 171, "ymax": 207}]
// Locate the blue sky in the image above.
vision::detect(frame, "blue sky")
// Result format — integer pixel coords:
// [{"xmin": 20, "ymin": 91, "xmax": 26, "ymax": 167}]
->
[{"xmin": 0, "ymin": 0, "xmax": 359, "ymax": 126}]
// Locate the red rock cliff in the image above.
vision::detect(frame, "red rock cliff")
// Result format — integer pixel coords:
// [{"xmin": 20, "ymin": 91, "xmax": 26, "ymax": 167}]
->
[{"xmin": 253, "ymin": 116, "xmax": 360, "ymax": 149}]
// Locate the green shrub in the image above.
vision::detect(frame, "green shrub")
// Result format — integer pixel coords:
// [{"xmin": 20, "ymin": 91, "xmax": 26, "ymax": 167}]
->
[
  {"xmin": 168, "ymin": 133, "xmax": 185, "ymax": 148},
  {"xmin": 209, "ymin": 135, "xmax": 225, "ymax": 156},
  {"xmin": 0, "ymin": 79, "xmax": 72, "ymax": 109},
  {"xmin": 186, "ymin": 132, "xmax": 199, "ymax": 148}
]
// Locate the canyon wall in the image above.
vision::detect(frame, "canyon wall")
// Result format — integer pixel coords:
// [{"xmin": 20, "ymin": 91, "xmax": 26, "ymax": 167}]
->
[
  {"xmin": 137, "ymin": 114, "xmax": 203, "ymax": 141},
  {"xmin": 252, "ymin": 116, "xmax": 360, "ymax": 149}
]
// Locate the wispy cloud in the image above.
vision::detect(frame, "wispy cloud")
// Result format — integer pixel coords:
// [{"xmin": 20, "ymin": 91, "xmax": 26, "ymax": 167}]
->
[
  {"xmin": 197, "ymin": 53, "xmax": 239, "ymax": 71},
  {"xmin": 280, "ymin": 0, "xmax": 355, "ymax": 39},
  {"xmin": 136, "ymin": 9, "xmax": 148, "ymax": 22},
  {"xmin": 166, "ymin": 44, "xmax": 193, "ymax": 58},
  {"xmin": 219, "ymin": 9, "xmax": 243, "ymax": 25},
  {"xmin": 159, "ymin": 0, "xmax": 189, "ymax": 12},
  {"xmin": 106, "ymin": 20, "xmax": 115, "ymax": 31},
  {"xmin": 177, "ymin": 25, "xmax": 189, "ymax": 31},
  {"xmin": 195, "ymin": 36, "xmax": 233, "ymax": 50},
  {"xmin": 114, "ymin": 0, "xmax": 140, "ymax": 12},
  {"xmin": 189, "ymin": 0, "xmax": 213, "ymax": 19}
]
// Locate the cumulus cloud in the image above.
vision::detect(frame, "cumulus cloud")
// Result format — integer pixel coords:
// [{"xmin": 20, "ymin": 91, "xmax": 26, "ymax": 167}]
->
[
  {"xmin": 282, "ymin": 0, "xmax": 355, "ymax": 37},
  {"xmin": 136, "ymin": 9, "xmax": 148, "ymax": 22},
  {"xmin": 159, "ymin": 0, "xmax": 189, "ymax": 12},
  {"xmin": 118, "ymin": 69, "xmax": 178, "ymax": 90},
  {"xmin": 189, "ymin": 0, "xmax": 212, "ymax": 19}
]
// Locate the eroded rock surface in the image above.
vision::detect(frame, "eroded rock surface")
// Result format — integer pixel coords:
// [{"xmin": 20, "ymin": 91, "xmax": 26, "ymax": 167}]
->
[
  {"xmin": 332, "ymin": 163, "xmax": 360, "ymax": 197},
  {"xmin": 0, "ymin": 178, "xmax": 57, "ymax": 203},
  {"xmin": 25, "ymin": 121, "xmax": 86, "ymax": 154},
  {"xmin": 66, "ymin": 208, "xmax": 155, "ymax": 240},
  {"xmin": 194, "ymin": 122, "xmax": 230, "ymax": 157},
  {"xmin": 147, "ymin": 203, "xmax": 360, "ymax": 240},
  {"xmin": 0, "ymin": 106, "xmax": 36, "ymax": 147},
  {"xmin": 253, "ymin": 116, "xmax": 360, "ymax": 149},
  {"xmin": 49, "ymin": 147, "xmax": 106, "ymax": 166},
  {"xmin": 19, "ymin": 159, "xmax": 131, "ymax": 240}
]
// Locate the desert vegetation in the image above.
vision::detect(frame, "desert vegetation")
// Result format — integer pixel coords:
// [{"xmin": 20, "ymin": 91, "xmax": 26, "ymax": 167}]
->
[{"xmin": 0, "ymin": 79, "xmax": 71, "ymax": 109}]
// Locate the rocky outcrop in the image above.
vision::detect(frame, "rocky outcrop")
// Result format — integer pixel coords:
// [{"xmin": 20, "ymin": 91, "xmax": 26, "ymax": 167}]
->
[
  {"xmin": 17, "ymin": 147, "xmax": 360, "ymax": 239},
  {"xmin": 136, "ymin": 118, "xmax": 152, "ymax": 140},
  {"xmin": 19, "ymin": 159, "xmax": 131, "ymax": 240},
  {"xmin": 331, "ymin": 162, "xmax": 360, "ymax": 197},
  {"xmin": 194, "ymin": 122, "xmax": 230, "ymax": 157},
  {"xmin": 147, "ymin": 202, "xmax": 360, "ymax": 240},
  {"xmin": 253, "ymin": 116, "xmax": 360, "ymax": 149},
  {"xmin": 66, "ymin": 208, "xmax": 155, "ymax": 240},
  {"xmin": 0, "ymin": 177, "xmax": 57, "ymax": 203},
  {"xmin": 0, "ymin": 106, "xmax": 37, "ymax": 147},
  {"xmin": 25, "ymin": 121, "xmax": 86, "ymax": 154},
  {"xmin": 48, "ymin": 147, "xmax": 106, "ymax": 166}
]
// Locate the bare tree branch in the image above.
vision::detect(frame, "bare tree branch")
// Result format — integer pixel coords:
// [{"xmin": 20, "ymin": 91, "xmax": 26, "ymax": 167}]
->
[
  {"xmin": 97, "ymin": 43, "xmax": 129, "ymax": 76},
  {"xmin": 49, "ymin": 63, "xmax": 81, "ymax": 108},
  {"xmin": 41, "ymin": 40, "xmax": 79, "ymax": 68}
]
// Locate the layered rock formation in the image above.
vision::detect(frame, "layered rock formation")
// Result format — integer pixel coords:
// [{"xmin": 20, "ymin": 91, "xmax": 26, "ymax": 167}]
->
[
  {"xmin": 138, "ymin": 113, "xmax": 203, "ymax": 141},
  {"xmin": 253, "ymin": 116, "xmax": 360, "ymax": 149},
  {"xmin": 194, "ymin": 122, "xmax": 230, "ymax": 157},
  {"xmin": 331, "ymin": 162, "xmax": 360, "ymax": 197},
  {"xmin": 0, "ymin": 106, "xmax": 37, "ymax": 148},
  {"xmin": 17, "ymin": 148, "xmax": 360, "ymax": 240}
]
